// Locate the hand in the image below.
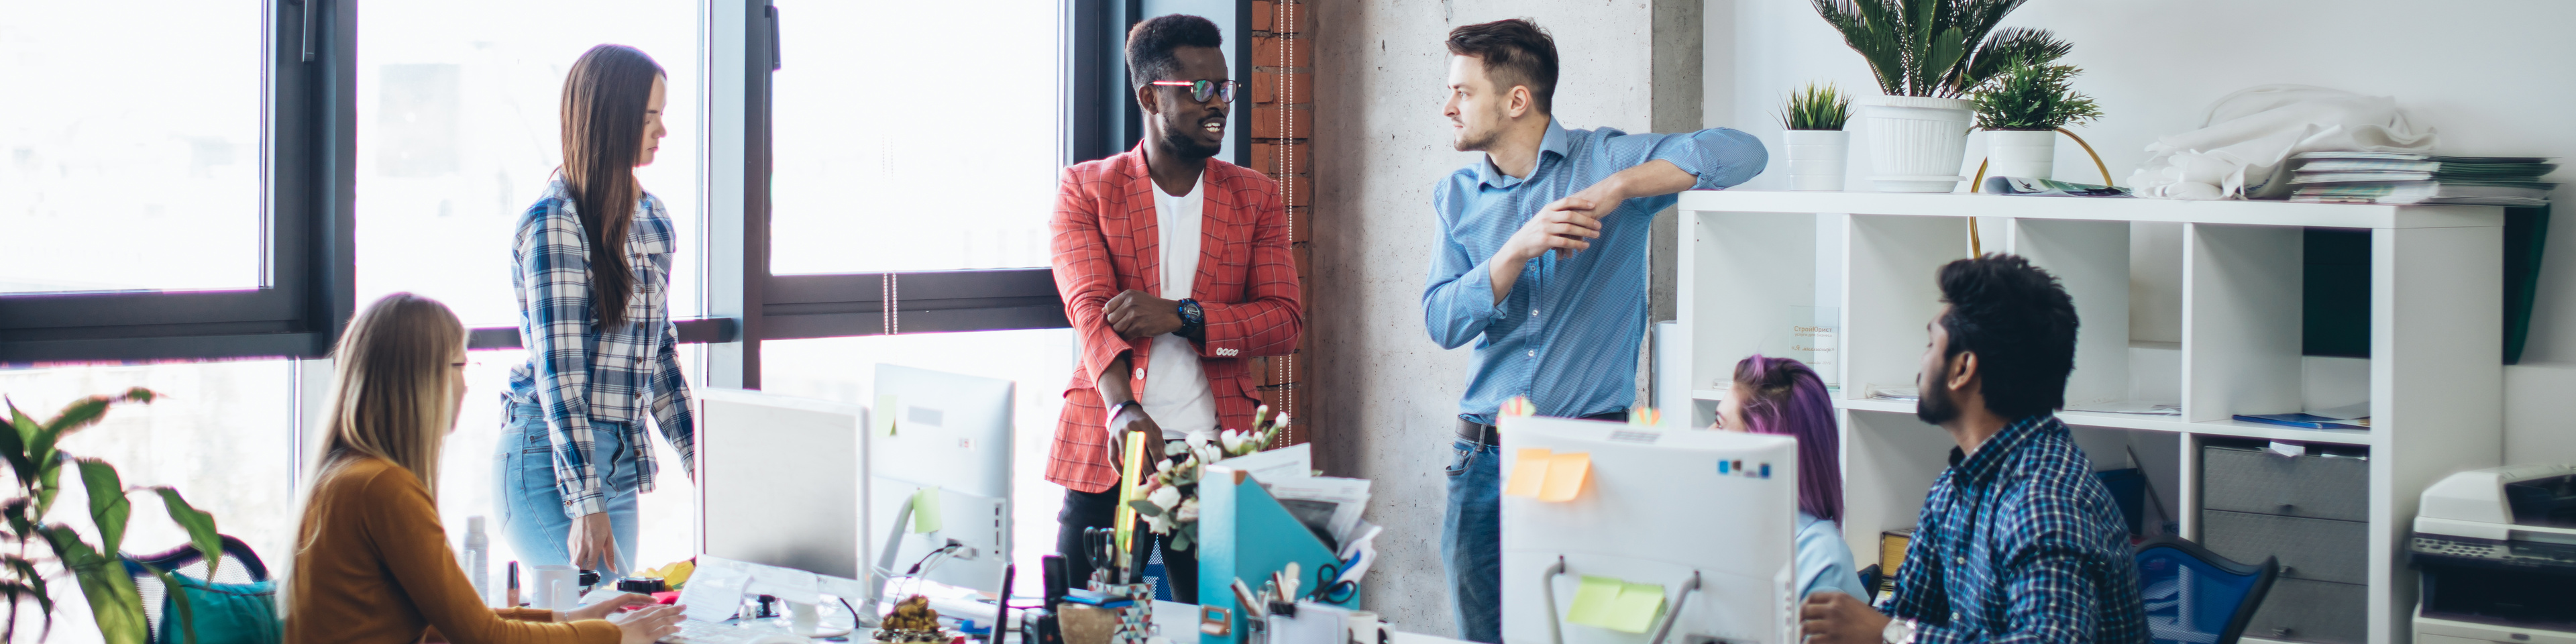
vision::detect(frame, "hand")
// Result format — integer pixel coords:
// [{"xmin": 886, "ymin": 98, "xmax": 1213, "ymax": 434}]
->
[
  {"xmin": 1799, "ymin": 591, "xmax": 1892, "ymax": 644},
  {"xmin": 606, "ymin": 604, "xmax": 686, "ymax": 644},
  {"xmin": 1106, "ymin": 405, "xmax": 1162, "ymax": 466},
  {"xmin": 567, "ymin": 512, "xmax": 623, "ymax": 576},
  {"xmin": 563, "ymin": 592, "xmax": 659, "ymax": 621},
  {"xmin": 1503, "ymin": 197, "xmax": 1604, "ymax": 262},
  {"xmin": 1105, "ymin": 290, "xmax": 1185, "ymax": 338}
]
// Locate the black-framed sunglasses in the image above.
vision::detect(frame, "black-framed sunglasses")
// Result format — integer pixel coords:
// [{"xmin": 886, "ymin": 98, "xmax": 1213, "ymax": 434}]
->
[{"xmin": 1149, "ymin": 79, "xmax": 1238, "ymax": 104}]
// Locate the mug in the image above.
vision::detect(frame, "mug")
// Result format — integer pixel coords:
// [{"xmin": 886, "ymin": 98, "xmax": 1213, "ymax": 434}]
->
[{"xmin": 529, "ymin": 564, "xmax": 579, "ymax": 610}]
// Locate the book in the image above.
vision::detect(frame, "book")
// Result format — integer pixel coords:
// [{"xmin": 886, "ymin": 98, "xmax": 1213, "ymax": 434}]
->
[
  {"xmin": 2293, "ymin": 160, "xmax": 2557, "ymax": 176},
  {"xmin": 2290, "ymin": 182, "xmax": 2554, "ymax": 207},
  {"xmin": 1877, "ymin": 529, "xmax": 1913, "ymax": 598},
  {"xmin": 2231, "ymin": 413, "xmax": 2369, "ymax": 430}
]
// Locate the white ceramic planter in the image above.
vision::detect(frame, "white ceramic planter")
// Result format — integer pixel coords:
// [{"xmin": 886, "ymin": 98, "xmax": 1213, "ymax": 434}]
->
[
  {"xmin": 1986, "ymin": 129, "xmax": 2057, "ymax": 182},
  {"xmin": 1780, "ymin": 129, "xmax": 1851, "ymax": 191},
  {"xmin": 1862, "ymin": 95, "xmax": 1976, "ymax": 193}
]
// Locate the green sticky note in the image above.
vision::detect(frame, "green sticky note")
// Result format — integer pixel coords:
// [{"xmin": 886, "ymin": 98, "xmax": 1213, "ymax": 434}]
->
[
  {"xmin": 874, "ymin": 394, "xmax": 900, "ymax": 436},
  {"xmin": 1607, "ymin": 581, "xmax": 1668, "ymax": 633},
  {"xmin": 910, "ymin": 486, "xmax": 942, "ymax": 533},
  {"xmin": 1565, "ymin": 576, "xmax": 1624, "ymax": 630}
]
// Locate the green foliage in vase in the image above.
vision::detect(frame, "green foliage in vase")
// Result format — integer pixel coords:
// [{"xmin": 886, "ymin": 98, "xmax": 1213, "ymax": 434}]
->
[
  {"xmin": 3, "ymin": 389, "xmax": 227, "ymax": 644},
  {"xmin": 1810, "ymin": 0, "xmax": 2070, "ymax": 98},
  {"xmin": 1972, "ymin": 59, "xmax": 2103, "ymax": 130},
  {"xmin": 1779, "ymin": 83, "xmax": 1854, "ymax": 131}
]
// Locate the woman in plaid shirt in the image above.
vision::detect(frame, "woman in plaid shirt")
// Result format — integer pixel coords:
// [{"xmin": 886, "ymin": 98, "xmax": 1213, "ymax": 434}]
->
[{"xmin": 494, "ymin": 44, "xmax": 697, "ymax": 577}]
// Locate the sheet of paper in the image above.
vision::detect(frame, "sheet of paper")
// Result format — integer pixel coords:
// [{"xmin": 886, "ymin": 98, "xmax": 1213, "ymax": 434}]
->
[
  {"xmin": 678, "ymin": 559, "xmax": 751, "ymax": 623},
  {"xmin": 912, "ymin": 486, "xmax": 944, "ymax": 533},
  {"xmin": 874, "ymin": 394, "xmax": 900, "ymax": 436},
  {"xmin": 1605, "ymin": 581, "xmax": 1666, "ymax": 633},
  {"xmin": 1504, "ymin": 448, "xmax": 1552, "ymax": 498},
  {"xmin": 745, "ymin": 564, "xmax": 822, "ymax": 605},
  {"xmin": 576, "ymin": 586, "xmax": 629, "ymax": 606},
  {"xmin": 1565, "ymin": 576, "xmax": 1623, "ymax": 628},
  {"xmin": 2267, "ymin": 441, "xmax": 2306, "ymax": 458},
  {"xmin": 1539, "ymin": 452, "xmax": 1590, "ymax": 502},
  {"xmin": 1216, "ymin": 443, "xmax": 1313, "ymax": 486}
]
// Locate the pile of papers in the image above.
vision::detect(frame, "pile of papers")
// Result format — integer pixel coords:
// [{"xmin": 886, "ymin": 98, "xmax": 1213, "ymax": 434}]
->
[{"xmin": 2286, "ymin": 152, "xmax": 2558, "ymax": 207}]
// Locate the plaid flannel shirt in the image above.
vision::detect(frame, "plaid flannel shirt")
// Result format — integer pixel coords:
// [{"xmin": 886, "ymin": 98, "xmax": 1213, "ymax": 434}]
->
[
  {"xmin": 506, "ymin": 180, "xmax": 698, "ymax": 519},
  {"xmin": 1881, "ymin": 415, "xmax": 2148, "ymax": 644}
]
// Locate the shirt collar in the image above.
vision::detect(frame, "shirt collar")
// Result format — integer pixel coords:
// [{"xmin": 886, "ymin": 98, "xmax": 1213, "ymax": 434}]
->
[
  {"xmin": 1477, "ymin": 118, "xmax": 1572, "ymax": 189},
  {"xmin": 1945, "ymin": 414, "xmax": 2062, "ymax": 485}
]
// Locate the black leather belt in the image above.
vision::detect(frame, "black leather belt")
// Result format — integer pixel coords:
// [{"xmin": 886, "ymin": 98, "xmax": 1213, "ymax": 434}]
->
[{"xmin": 1456, "ymin": 409, "xmax": 1628, "ymax": 445}]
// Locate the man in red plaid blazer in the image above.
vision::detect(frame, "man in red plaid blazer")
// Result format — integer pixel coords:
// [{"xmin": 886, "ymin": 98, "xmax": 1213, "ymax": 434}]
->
[{"xmin": 1048, "ymin": 14, "xmax": 1302, "ymax": 602}]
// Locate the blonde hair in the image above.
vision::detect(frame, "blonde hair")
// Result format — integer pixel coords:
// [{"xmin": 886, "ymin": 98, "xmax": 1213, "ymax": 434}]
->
[{"xmin": 310, "ymin": 292, "xmax": 467, "ymax": 498}]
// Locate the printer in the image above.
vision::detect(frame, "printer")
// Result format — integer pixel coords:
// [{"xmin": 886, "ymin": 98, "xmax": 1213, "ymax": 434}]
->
[{"xmin": 2410, "ymin": 464, "xmax": 2576, "ymax": 644}]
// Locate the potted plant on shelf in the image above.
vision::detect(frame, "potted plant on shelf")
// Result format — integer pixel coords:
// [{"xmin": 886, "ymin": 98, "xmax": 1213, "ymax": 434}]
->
[
  {"xmin": 3, "ymin": 388, "xmax": 231, "ymax": 644},
  {"xmin": 1972, "ymin": 58, "xmax": 2102, "ymax": 182},
  {"xmin": 1778, "ymin": 83, "xmax": 1855, "ymax": 191},
  {"xmin": 1811, "ymin": 0, "xmax": 2068, "ymax": 192}
]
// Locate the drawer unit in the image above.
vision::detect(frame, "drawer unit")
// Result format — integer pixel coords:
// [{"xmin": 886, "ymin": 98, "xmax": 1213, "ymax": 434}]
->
[
  {"xmin": 2200, "ymin": 443, "xmax": 2371, "ymax": 522},
  {"xmin": 2241, "ymin": 577, "xmax": 2367, "ymax": 644},
  {"xmin": 2198, "ymin": 510, "xmax": 2369, "ymax": 585}
]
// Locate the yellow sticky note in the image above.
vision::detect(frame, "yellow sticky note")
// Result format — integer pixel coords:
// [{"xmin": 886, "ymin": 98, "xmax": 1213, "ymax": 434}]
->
[
  {"xmin": 1565, "ymin": 576, "xmax": 1623, "ymax": 628},
  {"xmin": 1606, "ymin": 581, "xmax": 1668, "ymax": 633},
  {"xmin": 873, "ymin": 394, "xmax": 900, "ymax": 436},
  {"xmin": 1505, "ymin": 448, "xmax": 1553, "ymax": 498},
  {"xmin": 911, "ymin": 486, "xmax": 943, "ymax": 533},
  {"xmin": 1539, "ymin": 452, "xmax": 1590, "ymax": 502}
]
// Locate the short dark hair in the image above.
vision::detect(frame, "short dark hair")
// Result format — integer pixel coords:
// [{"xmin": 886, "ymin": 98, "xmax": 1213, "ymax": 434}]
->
[
  {"xmin": 1446, "ymin": 18, "xmax": 1559, "ymax": 115},
  {"xmin": 1126, "ymin": 14, "xmax": 1224, "ymax": 90},
  {"xmin": 1937, "ymin": 254, "xmax": 2080, "ymax": 419}
]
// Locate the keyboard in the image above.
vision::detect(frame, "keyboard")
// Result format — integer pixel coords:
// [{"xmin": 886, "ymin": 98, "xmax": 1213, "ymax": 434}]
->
[{"xmin": 661, "ymin": 620, "xmax": 798, "ymax": 644}]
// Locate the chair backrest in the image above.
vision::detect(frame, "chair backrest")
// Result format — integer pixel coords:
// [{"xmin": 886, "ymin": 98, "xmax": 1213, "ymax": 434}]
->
[
  {"xmin": 2135, "ymin": 535, "xmax": 2277, "ymax": 644},
  {"xmin": 124, "ymin": 535, "xmax": 278, "ymax": 644}
]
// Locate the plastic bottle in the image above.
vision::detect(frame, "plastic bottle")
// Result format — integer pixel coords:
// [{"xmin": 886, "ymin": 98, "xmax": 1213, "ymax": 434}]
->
[{"xmin": 462, "ymin": 515, "xmax": 490, "ymax": 605}]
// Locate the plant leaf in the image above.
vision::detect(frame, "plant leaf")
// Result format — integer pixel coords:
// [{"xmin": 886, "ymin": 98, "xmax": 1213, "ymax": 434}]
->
[
  {"xmin": 0, "ymin": 420, "xmax": 32, "ymax": 489},
  {"xmin": 146, "ymin": 565, "xmax": 200, "ymax": 644},
  {"xmin": 154, "ymin": 488, "xmax": 223, "ymax": 579},
  {"xmin": 44, "ymin": 396, "xmax": 112, "ymax": 438},
  {"xmin": 34, "ymin": 459, "xmax": 62, "ymax": 521},
  {"xmin": 3, "ymin": 498, "xmax": 32, "ymax": 539},
  {"xmin": 40, "ymin": 525, "xmax": 152, "ymax": 644},
  {"xmin": 1126, "ymin": 499, "xmax": 1164, "ymax": 518},
  {"xmin": 78, "ymin": 459, "xmax": 131, "ymax": 556}
]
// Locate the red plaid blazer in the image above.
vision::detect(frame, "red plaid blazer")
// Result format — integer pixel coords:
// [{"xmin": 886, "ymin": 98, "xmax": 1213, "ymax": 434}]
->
[{"xmin": 1046, "ymin": 144, "xmax": 1304, "ymax": 493}]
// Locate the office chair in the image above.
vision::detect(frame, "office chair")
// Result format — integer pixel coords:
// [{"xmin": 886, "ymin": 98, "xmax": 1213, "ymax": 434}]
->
[
  {"xmin": 2135, "ymin": 535, "xmax": 2277, "ymax": 644},
  {"xmin": 124, "ymin": 535, "xmax": 279, "ymax": 644}
]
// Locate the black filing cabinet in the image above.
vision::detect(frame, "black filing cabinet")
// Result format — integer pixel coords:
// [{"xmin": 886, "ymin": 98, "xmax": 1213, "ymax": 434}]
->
[{"xmin": 2198, "ymin": 441, "xmax": 2371, "ymax": 644}]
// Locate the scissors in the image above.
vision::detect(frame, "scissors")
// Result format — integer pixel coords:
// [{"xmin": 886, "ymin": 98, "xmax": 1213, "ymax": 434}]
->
[{"xmin": 1083, "ymin": 527, "xmax": 1118, "ymax": 585}]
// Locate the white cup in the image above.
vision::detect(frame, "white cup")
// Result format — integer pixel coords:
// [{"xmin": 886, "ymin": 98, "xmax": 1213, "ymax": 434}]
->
[
  {"xmin": 1345, "ymin": 610, "xmax": 1380, "ymax": 644},
  {"xmin": 529, "ymin": 564, "xmax": 578, "ymax": 610}
]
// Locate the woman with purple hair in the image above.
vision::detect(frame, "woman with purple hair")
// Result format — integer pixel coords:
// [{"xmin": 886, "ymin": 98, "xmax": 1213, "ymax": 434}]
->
[{"xmin": 1715, "ymin": 354, "xmax": 1870, "ymax": 600}]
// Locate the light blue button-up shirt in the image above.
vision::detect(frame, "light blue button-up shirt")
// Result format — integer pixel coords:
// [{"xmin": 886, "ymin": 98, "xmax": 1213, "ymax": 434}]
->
[{"xmin": 1423, "ymin": 119, "xmax": 1766, "ymax": 423}]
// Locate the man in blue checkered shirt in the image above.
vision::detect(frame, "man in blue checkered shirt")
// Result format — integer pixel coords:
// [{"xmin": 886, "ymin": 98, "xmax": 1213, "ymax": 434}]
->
[{"xmin": 1801, "ymin": 255, "xmax": 2148, "ymax": 644}]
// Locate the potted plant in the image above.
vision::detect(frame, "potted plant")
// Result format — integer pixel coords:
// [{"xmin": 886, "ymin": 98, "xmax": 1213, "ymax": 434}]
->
[
  {"xmin": 1811, "ymin": 0, "xmax": 2068, "ymax": 192},
  {"xmin": 1778, "ymin": 83, "xmax": 1854, "ymax": 191},
  {"xmin": 3, "ymin": 389, "xmax": 230, "ymax": 644},
  {"xmin": 1972, "ymin": 58, "xmax": 2102, "ymax": 182}
]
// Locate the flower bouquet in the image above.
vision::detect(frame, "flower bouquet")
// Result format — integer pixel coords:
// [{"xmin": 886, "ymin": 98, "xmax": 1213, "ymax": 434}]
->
[{"xmin": 1126, "ymin": 405, "xmax": 1291, "ymax": 552}]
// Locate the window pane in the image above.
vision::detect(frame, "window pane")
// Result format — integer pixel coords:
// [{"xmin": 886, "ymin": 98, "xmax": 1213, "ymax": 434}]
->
[
  {"xmin": 0, "ymin": 3, "xmax": 262, "ymax": 293},
  {"xmin": 768, "ymin": 2, "xmax": 1061, "ymax": 274},
  {"xmin": 354, "ymin": 0, "xmax": 705, "ymax": 326},
  {"xmin": 759, "ymin": 329, "xmax": 1073, "ymax": 596}
]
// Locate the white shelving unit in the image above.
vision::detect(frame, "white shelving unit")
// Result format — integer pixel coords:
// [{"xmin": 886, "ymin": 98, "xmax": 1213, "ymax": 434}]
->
[{"xmin": 1673, "ymin": 191, "xmax": 2504, "ymax": 644}]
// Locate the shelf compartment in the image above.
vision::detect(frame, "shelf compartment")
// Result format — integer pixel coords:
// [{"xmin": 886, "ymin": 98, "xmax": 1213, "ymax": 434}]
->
[
  {"xmin": 1840, "ymin": 214, "xmax": 1966, "ymax": 401},
  {"xmin": 1681, "ymin": 211, "xmax": 1821, "ymax": 393},
  {"xmin": 2184, "ymin": 223, "xmax": 2308, "ymax": 423}
]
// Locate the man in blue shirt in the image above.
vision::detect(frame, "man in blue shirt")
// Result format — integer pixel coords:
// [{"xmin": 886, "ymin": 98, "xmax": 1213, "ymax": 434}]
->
[
  {"xmin": 1799, "ymin": 256, "xmax": 2147, "ymax": 644},
  {"xmin": 1420, "ymin": 18, "xmax": 1765, "ymax": 643}
]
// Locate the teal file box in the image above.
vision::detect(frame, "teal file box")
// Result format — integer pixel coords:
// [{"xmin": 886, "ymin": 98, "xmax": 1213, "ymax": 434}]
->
[{"xmin": 1198, "ymin": 466, "xmax": 1361, "ymax": 644}]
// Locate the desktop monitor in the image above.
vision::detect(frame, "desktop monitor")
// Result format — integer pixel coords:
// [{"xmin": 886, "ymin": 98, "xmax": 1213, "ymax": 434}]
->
[
  {"xmin": 697, "ymin": 388, "xmax": 869, "ymax": 582},
  {"xmin": 866, "ymin": 364, "xmax": 1016, "ymax": 598},
  {"xmin": 1499, "ymin": 415, "xmax": 1801, "ymax": 644}
]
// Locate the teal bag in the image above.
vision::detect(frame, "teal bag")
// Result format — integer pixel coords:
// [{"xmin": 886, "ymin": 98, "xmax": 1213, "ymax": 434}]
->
[{"xmin": 152, "ymin": 573, "xmax": 281, "ymax": 644}]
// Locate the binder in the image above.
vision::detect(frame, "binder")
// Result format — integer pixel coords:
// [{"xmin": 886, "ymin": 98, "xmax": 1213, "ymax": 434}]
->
[{"xmin": 1197, "ymin": 465, "xmax": 1361, "ymax": 644}]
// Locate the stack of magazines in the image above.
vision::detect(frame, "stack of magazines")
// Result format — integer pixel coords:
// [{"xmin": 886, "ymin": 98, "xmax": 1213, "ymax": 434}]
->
[{"xmin": 2286, "ymin": 152, "xmax": 2557, "ymax": 207}]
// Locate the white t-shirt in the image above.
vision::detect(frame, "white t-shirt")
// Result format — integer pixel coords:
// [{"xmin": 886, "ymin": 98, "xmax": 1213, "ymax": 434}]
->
[{"xmin": 1141, "ymin": 174, "xmax": 1218, "ymax": 439}]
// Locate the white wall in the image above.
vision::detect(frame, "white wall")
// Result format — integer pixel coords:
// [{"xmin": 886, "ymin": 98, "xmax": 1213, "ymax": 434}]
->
[{"xmin": 1717, "ymin": 0, "xmax": 2576, "ymax": 464}]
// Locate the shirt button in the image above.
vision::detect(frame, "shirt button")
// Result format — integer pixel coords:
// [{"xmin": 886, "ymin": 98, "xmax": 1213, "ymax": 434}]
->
[
  {"xmin": 1527, "ymin": 350, "xmax": 1536, "ymax": 357},
  {"xmin": 1951, "ymin": 611, "xmax": 1962, "ymax": 621},
  {"xmin": 1953, "ymin": 555, "xmax": 1965, "ymax": 565},
  {"xmin": 1532, "ymin": 309, "xmax": 1540, "ymax": 317}
]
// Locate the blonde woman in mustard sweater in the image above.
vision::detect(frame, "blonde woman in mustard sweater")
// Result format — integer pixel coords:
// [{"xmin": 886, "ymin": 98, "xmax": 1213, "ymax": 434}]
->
[{"xmin": 286, "ymin": 292, "xmax": 686, "ymax": 644}]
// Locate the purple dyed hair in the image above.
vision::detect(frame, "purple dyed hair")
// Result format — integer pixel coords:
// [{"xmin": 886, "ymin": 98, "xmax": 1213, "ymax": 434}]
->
[{"xmin": 1734, "ymin": 354, "xmax": 1843, "ymax": 522}]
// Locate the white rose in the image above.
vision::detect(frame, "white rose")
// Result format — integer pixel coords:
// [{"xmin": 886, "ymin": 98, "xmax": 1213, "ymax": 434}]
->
[
  {"xmin": 1148, "ymin": 484, "xmax": 1183, "ymax": 510},
  {"xmin": 1175, "ymin": 497, "xmax": 1200, "ymax": 523}
]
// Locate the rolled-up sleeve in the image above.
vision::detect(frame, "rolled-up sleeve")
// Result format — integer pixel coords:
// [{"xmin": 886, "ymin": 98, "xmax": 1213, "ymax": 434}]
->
[
  {"xmin": 1605, "ymin": 127, "xmax": 1769, "ymax": 190},
  {"xmin": 1421, "ymin": 189, "xmax": 1504, "ymax": 350}
]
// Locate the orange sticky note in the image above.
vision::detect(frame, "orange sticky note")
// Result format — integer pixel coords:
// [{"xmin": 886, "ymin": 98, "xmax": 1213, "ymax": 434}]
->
[
  {"xmin": 1539, "ymin": 452, "xmax": 1590, "ymax": 502},
  {"xmin": 1505, "ymin": 448, "xmax": 1553, "ymax": 498}
]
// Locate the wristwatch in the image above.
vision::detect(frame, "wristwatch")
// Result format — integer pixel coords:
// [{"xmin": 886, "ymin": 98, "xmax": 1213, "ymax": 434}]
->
[
  {"xmin": 1175, "ymin": 299, "xmax": 1205, "ymax": 337},
  {"xmin": 1882, "ymin": 618, "xmax": 1917, "ymax": 644}
]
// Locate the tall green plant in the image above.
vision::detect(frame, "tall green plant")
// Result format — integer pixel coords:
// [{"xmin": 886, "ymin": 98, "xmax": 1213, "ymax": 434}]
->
[
  {"xmin": 1972, "ymin": 60, "xmax": 2102, "ymax": 130},
  {"xmin": 2, "ymin": 389, "xmax": 225, "ymax": 644},
  {"xmin": 1811, "ymin": 0, "xmax": 2070, "ymax": 98},
  {"xmin": 1780, "ymin": 83, "xmax": 1854, "ymax": 131}
]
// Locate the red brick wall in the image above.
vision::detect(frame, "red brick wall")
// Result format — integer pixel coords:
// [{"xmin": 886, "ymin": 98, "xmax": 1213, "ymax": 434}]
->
[{"xmin": 1248, "ymin": 0, "xmax": 1311, "ymax": 445}]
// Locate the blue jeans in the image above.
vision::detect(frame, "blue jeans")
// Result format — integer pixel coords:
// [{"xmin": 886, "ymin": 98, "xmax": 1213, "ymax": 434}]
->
[
  {"xmin": 496, "ymin": 398, "xmax": 641, "ymax": 574},
  {"xmin": 1442, "ymin": 437, "xmax": 1503, "ymax": 643}
]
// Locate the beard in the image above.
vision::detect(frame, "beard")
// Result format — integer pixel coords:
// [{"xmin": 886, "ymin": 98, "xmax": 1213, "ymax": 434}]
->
[
  {"xmin": 1453, "ymin": 121, "xmax": 1501, "ymax": 152},
  {"xmin": 1915, "ymin": 377, "xmax": 1962, "ymax": 425},
  {"xmin": 1159, "ymin": 116, "xmax": 1225, "ymax": 161}
]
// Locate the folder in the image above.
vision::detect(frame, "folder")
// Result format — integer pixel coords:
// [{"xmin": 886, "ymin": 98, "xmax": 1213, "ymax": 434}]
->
[{"xmin": 1198, "ymin": 465, "xmax": 1362, "ymax": 644}]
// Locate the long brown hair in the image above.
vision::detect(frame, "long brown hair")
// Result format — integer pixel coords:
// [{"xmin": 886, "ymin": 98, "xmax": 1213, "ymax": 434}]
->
[
  {"xmin": 558, "ymin": 44, "xmax": 664, "ymax": 330},
  {"xmin": 310, "ymin": 292, "xmax": 467, "ymax": 499}
]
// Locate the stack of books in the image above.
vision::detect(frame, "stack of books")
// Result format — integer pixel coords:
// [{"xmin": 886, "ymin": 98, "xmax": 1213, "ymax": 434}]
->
[
  {"xmin": 2286, "ymin": 152, "xmax": 2557, "ymax": 207},
  {"xmin": 1877, "ymin": 529, "xmax": 1912, "ymax": 600}
]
